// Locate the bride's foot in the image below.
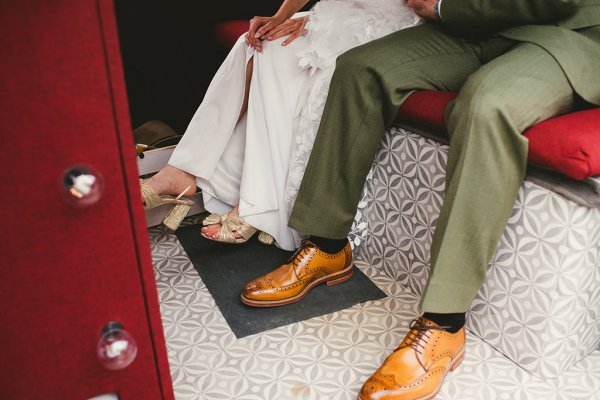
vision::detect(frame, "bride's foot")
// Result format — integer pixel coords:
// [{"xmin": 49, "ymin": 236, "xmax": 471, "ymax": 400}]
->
[
  {"xmin": 139, "ymin": 167, "xmax": 195, "ymax": 231},
  {"xmin": 201, "ymin": 206, "xmax": 243, "ymax": 240},
  {"xmin": 145, "ymin": 165, "xmax": 196, "ymax": 197}
]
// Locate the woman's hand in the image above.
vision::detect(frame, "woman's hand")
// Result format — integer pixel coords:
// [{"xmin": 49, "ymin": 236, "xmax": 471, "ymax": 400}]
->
[
  {"xmin": 245, "ymin": 16, "xmax": 285, "ymax": 52},
  {"xmin": 405, "ymin": 0, "xmax": 439, "ymax": 21},
  {"xmin": 265, "ymin": 16, "xmax": 307, "ymax": 46}
]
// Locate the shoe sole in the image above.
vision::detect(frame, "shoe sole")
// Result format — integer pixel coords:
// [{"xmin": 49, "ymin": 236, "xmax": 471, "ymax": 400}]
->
[
  {"xmin": 200, "ymin": 232, "xmax": 251, "ymax": 244},
  {"xmin": 357, "ymin": 344, "xmax": 466, "ymax": 400},
  {"xmin": 240, "ymin": 264, "xmax": 354, "ymax": 307}
]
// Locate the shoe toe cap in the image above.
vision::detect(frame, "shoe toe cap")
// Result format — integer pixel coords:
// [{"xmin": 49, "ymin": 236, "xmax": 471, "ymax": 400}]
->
[
  {"xmin": 359, "ymin": 372, "xmax": 408, "ymax": 400},
  {"xmin": 242, "ymin": 278, "xmax": 268, "ymax": 299}
]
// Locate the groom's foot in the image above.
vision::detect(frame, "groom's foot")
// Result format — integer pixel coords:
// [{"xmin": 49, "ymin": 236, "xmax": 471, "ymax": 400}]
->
[
  {"xmin": 241, "ymin": 239, "xmax": 353, "ymax": 307},
  {"xmin": 358, "ymin": 317, "xmax": 465, "ymax": 400}
]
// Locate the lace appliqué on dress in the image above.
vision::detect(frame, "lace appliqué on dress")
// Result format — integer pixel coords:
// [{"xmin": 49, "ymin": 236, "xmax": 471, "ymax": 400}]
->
[{"xmin": 285, "ymin": 0, "xmax": 421, "ymax": 249}]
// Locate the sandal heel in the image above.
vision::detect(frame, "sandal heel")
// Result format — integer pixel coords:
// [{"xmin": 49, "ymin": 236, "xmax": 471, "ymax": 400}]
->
[
  {"xmin": 257, "ymin": 231, "xmax": 274, "ymax": 245},
  {"xmin": 141, "ymin": 181, "xmax": 195, "ymax": 231},
  {"xmin": 163, "ymin": 203, "xmax": 192, "ymax": 231}
]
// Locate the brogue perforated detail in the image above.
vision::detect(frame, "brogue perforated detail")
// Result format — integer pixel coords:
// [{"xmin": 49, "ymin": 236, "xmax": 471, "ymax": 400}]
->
[
  {"xmin": 241, "ymin": 240, "xmax": 353, "ymax": 305},
  {"xmin": 359, "ymin": 318, "xmax": 465, "ymax": 400}
]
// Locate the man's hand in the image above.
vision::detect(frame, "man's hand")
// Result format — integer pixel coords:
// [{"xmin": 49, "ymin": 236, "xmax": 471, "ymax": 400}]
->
[
  {"xmin": 405, "ymin": 0, "xmax": 440, "ymax": 21},
  {"xmin": 266, "ymin": 17, "xmax": 307, "ymax": 46}
]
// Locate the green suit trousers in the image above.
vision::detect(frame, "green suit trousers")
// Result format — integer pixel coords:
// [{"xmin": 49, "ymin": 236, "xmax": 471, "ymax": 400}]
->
[{"xmin": 288, "ymin": 23, "xmax": 579, "ymax": 313}]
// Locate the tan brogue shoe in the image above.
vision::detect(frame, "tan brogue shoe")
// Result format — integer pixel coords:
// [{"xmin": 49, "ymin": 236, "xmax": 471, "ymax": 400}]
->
[
  {"xmin": 241, "ymin": 239, "xmax": 353, "ymax": 307},
  {"xmin": 359, "ymin": 317, "xmax": 465, "ymax": 400}
]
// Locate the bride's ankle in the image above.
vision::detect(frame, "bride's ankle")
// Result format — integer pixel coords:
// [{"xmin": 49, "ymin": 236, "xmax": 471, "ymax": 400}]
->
[
  {"xmin": 228, "ymin": 206, "xmax": 240, "ymax": 217},
  {"xmin": 149, "ymin": 167, "xmax": 196, "ymax": 197},
  {"xmin": 144, "ymin": 176, "xmax": 167, "ymax": 195}
]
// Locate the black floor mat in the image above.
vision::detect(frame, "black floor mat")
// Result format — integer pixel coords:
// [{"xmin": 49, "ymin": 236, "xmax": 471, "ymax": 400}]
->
[{"xmin": 176, "ymin": 224, "xmax": 387, "ymax": 338}]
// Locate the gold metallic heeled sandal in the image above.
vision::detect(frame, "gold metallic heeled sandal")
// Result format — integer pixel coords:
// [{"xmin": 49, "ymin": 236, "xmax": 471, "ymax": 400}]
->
[
  {"xmin": 140, "ymin": 181, "xmax": 194, "ymax": 231},
  {"xmin": 257, "ymin": 231, "xmax": 274, "ymax": 245},
  {"xmin": 201, "ymin": 213, "xmax": 275, "ymax": 245},
  {"xmin": 201, "ymin": 213, "xmax": 257, "ymax": 244}
]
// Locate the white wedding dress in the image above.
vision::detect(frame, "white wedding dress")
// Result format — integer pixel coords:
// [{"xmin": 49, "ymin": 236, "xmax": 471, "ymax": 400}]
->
[{"xmin": 169, "ymin": 0, "xmax": 420, "ymax": 250}]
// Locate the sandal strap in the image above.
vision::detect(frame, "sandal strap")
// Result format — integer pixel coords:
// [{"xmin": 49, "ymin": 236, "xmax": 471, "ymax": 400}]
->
[
  {"xmin": 140, "ymin": 180, "xmax": 163, "ymax": 208},
  {"xmin": 214, "ymin": 220, "xmax": 240, "ymax": 243},
  {"xmin": 202, "ymin": 213, "xmax": 227, "ymax": 226},
  {"xmin": 175, "ymin": 184, "xmax": 193, "ymax": 200},
  {"xmin": 202, "ymin": 213, "xmax": 257, "ymax": 242},
  {"xmin": 224, "ymin": 216, "xmax": 257, "ymax": 240}
]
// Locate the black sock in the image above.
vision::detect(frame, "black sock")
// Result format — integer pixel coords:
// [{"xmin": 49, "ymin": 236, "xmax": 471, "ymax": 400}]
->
[
  {"xmin": 423, "ymin": 312, "xmax": 465, "ymax": 333},
  {"xmin": 309, "ymin": 236, "xmax": 347, "ymax": 254}
]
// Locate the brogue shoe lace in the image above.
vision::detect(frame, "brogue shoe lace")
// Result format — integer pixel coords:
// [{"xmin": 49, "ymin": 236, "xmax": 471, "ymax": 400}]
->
[{"xmin": 403, "ymin": 318, "xmax": 452, "ymax": 356}]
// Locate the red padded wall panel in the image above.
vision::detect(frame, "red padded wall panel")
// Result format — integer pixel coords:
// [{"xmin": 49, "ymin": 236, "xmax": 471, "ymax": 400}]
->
[
  {"xmin": 98, "ymin": 0, "xmax": 175, "ymax": 398},
  {"xmin": 0, "ymin": 1, "xmax": 173, "ymax": 398}
]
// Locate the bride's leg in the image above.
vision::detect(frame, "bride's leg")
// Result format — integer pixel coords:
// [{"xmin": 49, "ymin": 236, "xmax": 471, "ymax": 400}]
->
[
  {"xmin": 237, "ymin": 57, "xmax": 254, "ymax": 124},
  {"xmin": 146, "ymin": 54, "xmax": 255, "ymax": 202},
  {"xmin": 235, "ymin": 36, "xmax": 310, "ymax": 249},
  {"xmin": 201, "ymin": 57, "xmax": 255, "ymax": 239}
]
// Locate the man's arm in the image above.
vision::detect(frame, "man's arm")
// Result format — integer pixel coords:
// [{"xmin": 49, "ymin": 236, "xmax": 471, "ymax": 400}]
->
[{"xmin": 440, "ymin": 0, "xmax": 581, "ymax": 36}]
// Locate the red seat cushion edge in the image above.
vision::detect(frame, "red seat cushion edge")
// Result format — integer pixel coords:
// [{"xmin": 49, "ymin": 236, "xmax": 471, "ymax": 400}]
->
[
  {"xmin": 396, "ymin": 91, "xmax": 600, "ymax": 180},
  {"xmin": 524, "ymin": 108, "xmax": 600, "ymax": 180}
]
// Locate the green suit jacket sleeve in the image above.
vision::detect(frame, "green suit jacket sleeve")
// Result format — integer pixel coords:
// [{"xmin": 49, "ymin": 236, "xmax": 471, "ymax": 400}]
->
[
  {"xmin": 438, "ymin": 0, "xmax": 600, "ymax": 105},
  {"xmin": 440, "ymin": 0, "xmax": 581, "ymax": 37}
]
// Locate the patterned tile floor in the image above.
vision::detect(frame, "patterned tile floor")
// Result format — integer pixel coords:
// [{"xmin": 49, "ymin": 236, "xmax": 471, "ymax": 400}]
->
[{"xmin": 150, "ymin": 218, "xmax": 600, "ymax": 400}]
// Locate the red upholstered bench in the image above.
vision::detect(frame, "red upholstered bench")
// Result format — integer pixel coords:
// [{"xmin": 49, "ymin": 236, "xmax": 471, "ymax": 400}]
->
[
  {"xmin": 214, "ymin": 20, "xmax": 600, "ymax": 181},
  {"xmin": 398, "ymin": 91, "xmax": 600, "ymax": 180}
]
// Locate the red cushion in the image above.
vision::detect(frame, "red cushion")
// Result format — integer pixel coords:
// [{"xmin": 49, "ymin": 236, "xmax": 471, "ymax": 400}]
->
[
  {"xmin": 396, "ymin": 90, "xmax": 458, "ymax": 131},
  {"xmin": 396, "ymin": 91, "xmax": 600, "ymax": 180},
  {"xmin": 214, "ymin": 20, "xmax": 249, "ymax": 49},
  {"xmin": 524, "ymin": 109, "xmax": 600, "ymax": 180}
]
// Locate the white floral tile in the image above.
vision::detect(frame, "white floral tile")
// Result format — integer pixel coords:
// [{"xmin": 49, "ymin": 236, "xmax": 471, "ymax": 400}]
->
[
  {"xmin": 357, "ymin": 127, "xmax": 600, "ymax": 379},
  {"xmin": 149, "ymin": 222, "xmax": 600, "ymax": 400}
]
